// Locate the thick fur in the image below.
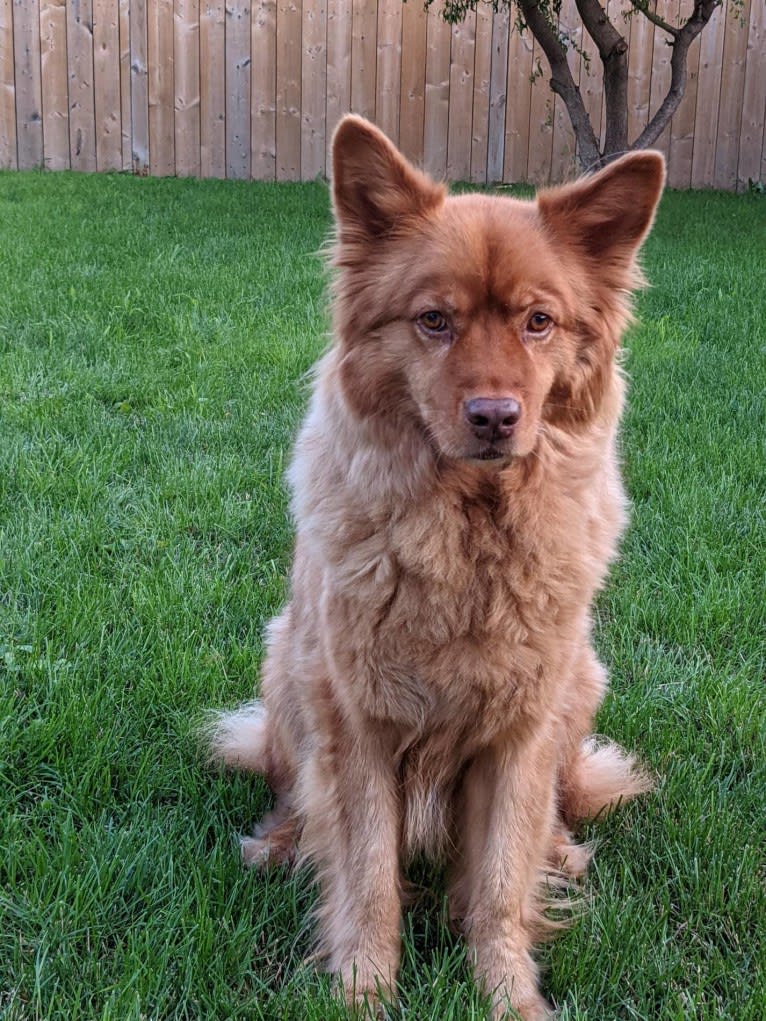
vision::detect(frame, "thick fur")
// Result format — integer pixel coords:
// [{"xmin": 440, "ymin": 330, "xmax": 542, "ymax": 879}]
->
[{"xmin": 209, "ymin": 117, "xmax": 664, "ymax": 1019}]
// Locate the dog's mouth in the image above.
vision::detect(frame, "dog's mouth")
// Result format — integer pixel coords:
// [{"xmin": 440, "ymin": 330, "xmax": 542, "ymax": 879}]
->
[{"xmin": 471, "ymin": 446, "xmax": 509, "ymax": 462}]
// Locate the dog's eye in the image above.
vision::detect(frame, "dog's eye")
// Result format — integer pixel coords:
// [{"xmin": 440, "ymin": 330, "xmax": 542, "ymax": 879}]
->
[
  {"xmin": 417, "ymin": 311, "xmax": 450, "ymax": 335},
  {"xmin": 526, "ymin": 313, "xmax": 553, "ymax": 336}
]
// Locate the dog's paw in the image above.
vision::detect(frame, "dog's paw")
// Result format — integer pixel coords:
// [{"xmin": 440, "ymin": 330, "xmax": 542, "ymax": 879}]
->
[{"xmin": 491, "ymin": 989, "xmax": 555, "ymax": 1021}]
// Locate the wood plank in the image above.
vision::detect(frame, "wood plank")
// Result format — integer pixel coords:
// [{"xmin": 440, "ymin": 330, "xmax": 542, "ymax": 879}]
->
[
  {"xmin": 424, "ymin": 3, "xmax": 450, "ymax": 179},
  {"xmin": 94, "ymin": 0, "xmax": 123, "ymax": 171},
  {"xmin": 667, "ymin": 31, "xmax": 701, "ymax": 189},
  {"xmin": 252, "ymin": 0, "xmax": 276, "ymax": 180},
  {"xmin": 526, "ymin": 37, "xmax": 554, "ymax": 185},
  {"xmin": 550, "ymin": 0, "xmax": 581, "ymax": 182},
  {"xmin": 504, "ymin": 20, "xmax": 534, "ymax": 182},
  {"xmin": 690, "ymin": 0, "xmax": 726, "ymax": 188},
  {"xmin": 486, "ymin": 6, "xmax": 509, "ymax": 184},
  {"xmin": 39, "ymin": 0, "xmax": 70, "ymax": 171},
  {"xmin": 130, "ymin": 0, "xmax": 150, "ymax": 173},
  {"xmin": 376, "ymin": 0, "xmax": 402, "ymax": 144},
  {"xmin": 470, "ymin": 2, "xmax": 492, "ymax": 183},
  {"xmin": 351, "ymin": 0, "xmax": 377, "ymax": 120},
  {"xmin": 0, "ymin": 0, "xmax": 15, "ymax": 169},
  {"xmin": 174, "ymin": 0, "xmax": 201, "ymax": 177},
  {"xmin": 275, "ymin": 0, "xmax": 301, "ymax": 180},
  {"xmin": 647, "ymin": 0, "xmax": 679, "ymax": 159},
  {"xmin": 13, "ymin": 0, "xmax": 44, "ymax": 170},
  {"xmin": 199, "ymin": 0, "xmax": 225, "ymax": 178},
  {"xmin": 148, "ymin": 0, "xmax": 174, "ymax": 176},
  {"xmin": 737, "ymin": 0, "xmax": 766, "ymax": 187},
  {"xmin": 67, "ymin": 0, "xmax": 97, "ymax": 172},
  {"xmin": 301, "ymin": 0, "xmax": 327, "ymax": 179},
  {"xmin": 119, "ymin": 0, "xmax": 132, "ymax": 169},
  {"xmin": 447, "ymin": 8, "xmax": 475, "ymax": 181},
  {"xmin": 713, "ymin": 0, "xmax": 751, "ymax": 189},
  {"xmin": 398, "ymin": 0, "xmax": 427, "ymax": 165},
  {"xmin": 225, "ymin": 0, "xmax": 250, "ymax": 179},
  {"xmin": 326, "ymin": 0, "xmax": 352, "ymax": 171}
]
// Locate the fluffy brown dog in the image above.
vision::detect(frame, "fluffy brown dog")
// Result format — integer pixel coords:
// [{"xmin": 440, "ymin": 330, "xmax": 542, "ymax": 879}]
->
[{"xmin": 210, "ymin": 116, "xmax": 665, "ymax": 1019}]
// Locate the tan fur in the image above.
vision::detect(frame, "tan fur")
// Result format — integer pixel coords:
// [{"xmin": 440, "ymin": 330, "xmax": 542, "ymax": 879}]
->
[{"xmin": 209, "ymin": 116, "xmax": 665, "ymax": 1019}]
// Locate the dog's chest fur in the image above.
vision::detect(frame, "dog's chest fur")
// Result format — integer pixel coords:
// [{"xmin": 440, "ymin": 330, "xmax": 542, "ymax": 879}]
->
[{"xmin": 318, "ymin": 460, "xmax": 597, "ymax": 733}]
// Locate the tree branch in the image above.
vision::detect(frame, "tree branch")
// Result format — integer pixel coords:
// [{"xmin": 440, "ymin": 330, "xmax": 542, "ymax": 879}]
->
[
  {"xmin": 628, "ymin": 0, "xmax": 679, "ymax": 39},
  {"xmin": 632, "ymin": 0, "xmax": 722, "ymax": 150},
  {"xmin": 516, "ymin": 0, "xmax": 602, "ymax": 169}
]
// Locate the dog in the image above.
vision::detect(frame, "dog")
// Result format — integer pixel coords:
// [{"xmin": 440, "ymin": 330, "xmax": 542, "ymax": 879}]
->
[{"xmin": 209, "ymin": 116, "xmax": 664, "ymax": 1019}]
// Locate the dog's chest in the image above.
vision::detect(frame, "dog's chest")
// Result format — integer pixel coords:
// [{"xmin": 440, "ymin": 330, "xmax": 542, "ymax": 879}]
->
[{"xmin": 352, "ymin": 492, "xmax": 583, "ymax": 720}]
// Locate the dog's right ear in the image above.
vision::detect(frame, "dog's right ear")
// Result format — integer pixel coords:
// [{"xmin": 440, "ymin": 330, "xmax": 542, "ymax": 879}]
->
[{"xmin": 332, "ymin": 115, "xmax": 444, "ymax": 241}]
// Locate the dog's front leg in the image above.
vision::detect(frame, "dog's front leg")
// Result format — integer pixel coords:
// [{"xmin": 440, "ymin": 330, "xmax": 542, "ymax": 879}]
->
[
  {"xmin": 302, "ymin": 717, "xmax": 402, "ymax": 1012},
  {"xmin": 453, "ymin": 725, "xmax": 557, "ymax": 1021}
]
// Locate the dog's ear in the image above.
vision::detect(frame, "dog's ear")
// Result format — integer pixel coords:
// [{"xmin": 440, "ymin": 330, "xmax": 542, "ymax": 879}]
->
[
  {"xmin": 538, "ymin": 151, "xmax": 665, "ymax": 286},
  {"xmin": 332, "ymin": 115, "xmax": 444, "ymax": 241}
]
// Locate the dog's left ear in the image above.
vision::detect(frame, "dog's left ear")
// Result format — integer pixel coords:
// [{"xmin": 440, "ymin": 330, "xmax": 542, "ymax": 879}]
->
[
  {"xmin": 332, "ymin": 115, "xmax": 444, "ymax": 242},
  {"xmin": 538, "ymin": 151, "xmax": 665, "ymax": 285}
]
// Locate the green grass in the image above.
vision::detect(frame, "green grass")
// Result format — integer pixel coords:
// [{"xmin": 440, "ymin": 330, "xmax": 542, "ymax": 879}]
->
[{"xmin": 0, "ymin": 170, "xmax": 763, "ymax": 1021}]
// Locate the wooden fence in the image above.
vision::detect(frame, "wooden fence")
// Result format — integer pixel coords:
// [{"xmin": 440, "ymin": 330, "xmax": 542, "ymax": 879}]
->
[{"xmin": 1, "ymin": 0, "xmax": 764, "ymax": 189}]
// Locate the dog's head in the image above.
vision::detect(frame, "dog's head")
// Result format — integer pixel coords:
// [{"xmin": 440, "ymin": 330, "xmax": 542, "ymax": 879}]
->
[{"xmin": 330, "ymin": 116, "xmax": 664, "ymax": 465}]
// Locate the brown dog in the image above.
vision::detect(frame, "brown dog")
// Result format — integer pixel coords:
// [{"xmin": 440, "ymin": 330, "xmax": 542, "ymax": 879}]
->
[{"xmin": 210, "ymin": 116, "xmax": 664, "ymax": 1019}]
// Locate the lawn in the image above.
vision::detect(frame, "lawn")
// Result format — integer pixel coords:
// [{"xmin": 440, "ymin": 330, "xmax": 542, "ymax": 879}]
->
[{"xmin": 0, "ymin": 169, "xmax": 763, "ymax": 1021}]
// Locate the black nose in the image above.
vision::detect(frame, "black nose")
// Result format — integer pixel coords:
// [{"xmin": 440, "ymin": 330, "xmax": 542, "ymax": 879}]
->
[{"xmin": 463, "ymin": 397, "xmax": 522, "ymax": 440}]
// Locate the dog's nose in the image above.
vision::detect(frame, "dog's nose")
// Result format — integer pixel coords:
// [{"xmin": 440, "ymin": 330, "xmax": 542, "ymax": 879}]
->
[{"xmin": 463, "ymin": 397, "xmax": 521, "ymax": 440}]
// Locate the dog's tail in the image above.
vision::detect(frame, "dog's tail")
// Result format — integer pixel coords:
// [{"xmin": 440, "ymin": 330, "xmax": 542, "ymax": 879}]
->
[
  {"xmin": 205, "ymin": 701, "xmax": 271, "ymax": 773},
  {"xmin": 561, "ymin": 737, "xmax": 653, "ymax": 825}
]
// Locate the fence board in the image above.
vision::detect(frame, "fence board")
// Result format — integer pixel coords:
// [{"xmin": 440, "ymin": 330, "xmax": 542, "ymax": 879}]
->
[
  {"xmin": 351, "ymin": 0, "xmax": 377, "ymax": 120},
  {"xmin": 398, "ymin": 0, "xmax": 426, "ymax": 166},
  {"xmin": 647, "ymin": 0, "xmax": 678, "ymax": 158},
  {"xmin": 174, "ymin": 0, "xmax": 201, "ymax": 177},
  {"xmin": 199, "ymin": 0, "xmax": 224, "ymax": 178},
  {"xmin": 527, "ymin": 40, "xmax": 554, "ymax": 184},
  {"xmin": 0, "ymin": 1, "xmax": 15, "ymax": 168},
  {"xmin": 148, "ymin": 0, "xmax": 174, "ymax": 175},
  {"xmin": 119, "ymin": 0, "xmax": 132, "ymax": 169},
  {"xmin": 690, "ymin": 1, "xmax": 726, "ymax": 188},
  {"xmin": 578, "ymin": 9, "xmax": 603, "ymax": 159},
  {"xmin": 68, "ymin": 0, "xmax": 97, "ymax": 171},
  {"xmin": 424, "ymin": 3, "xmax": 450, "ymax": 179},
  {"xmin": 667, "ymin": 32, "xmax": 701, "ymax": 189},
  {"xmin": 130, "ymin": 0, "xmax": 149, "ymax": 172},
  {"xmin": 94, "ymin": 0, "xmax": 123, "ymax": 171},
  {"xmin": 376, "ymin": 0, "xmax": 402, "ymax": 146},
  {"xmin": 226, "ymin": 0, "xmax": 250, "ymax": 179},
  {"xmin": 738, "ymin": 0, "xmax": 766, "ymax": 186},
  {"xmin": 301, "ymin": 0, "xmax": 326, "ymax": 178},
  {"xmin": 275, "ymin": 0, "xmax": 300, "ymax": 180},
  {"xmin": 504, "ymin": 22, "xmax": 533, "ymax": 182},
  {"xmin": 40, "ymin": 0, "xmax": 69, "ymax": 171},
  {"xmin": 0, "ymin": 0, "xmax": 16, "ymax": 168},
  {"xmin": 714, "ymin": 0, "xmax": 751, "ymax": 189},
  {"xmin": 326, "ymin": 0, "xmax": 352, "ymax": 170},
  {"xmin": 627, "ymin": 3, "xmax": 653, "ymax": 147},
  {"xmin": 549, "ymin": 0, "xmax": 580, "ymax": 183},
  {"xmin": 486, "ymin": 6, "xmax": 509, "ymax": 183},
  {"xmin": 470, "ymin": 3, "xmax": 492, "ymax": 184},
  {"xmin": 13, "ymin": 0, "xmax": 44, "ymax": 169},
  {"xmin": 447, "ymin": 10, "xmax": 475, "ymax": 181},
  {"xmin": 2, "ymin": 0, "xmax": 761, "ymax": 189},
  {"xmin": 252, "ymin": 0, "xmax": 277, "ymax": 179}
]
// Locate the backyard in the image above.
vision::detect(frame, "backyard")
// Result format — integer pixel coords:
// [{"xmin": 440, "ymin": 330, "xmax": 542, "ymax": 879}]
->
[{"xmin": 0, "ymin": 171, "xmax": 764, "ymax": 1020}]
